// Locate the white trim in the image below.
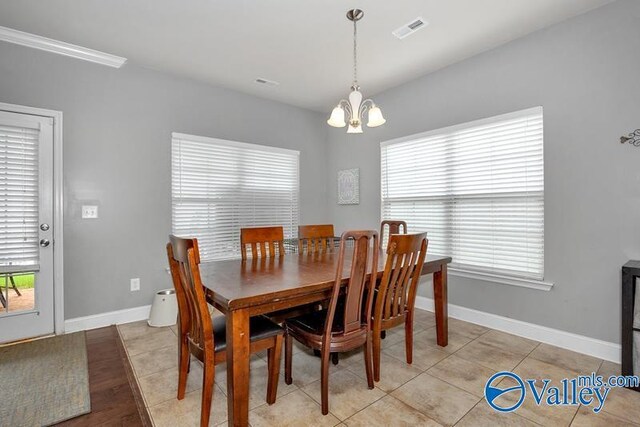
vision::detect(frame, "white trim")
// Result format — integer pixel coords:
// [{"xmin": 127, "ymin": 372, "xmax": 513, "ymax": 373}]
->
[
  {"xmin": 449, "ymin": 268, "xmax": 553, "ymax": 291},
  {"xmin": 380, "ymin": 106, "xmax": 543, "ymax": 147},
  {"xmin": 64, "ymin": 305, "xmax": 152, "ymax": 333},
  {"xmin": 0, "ymin": 102, "xmax": 65, "ymax": 336},
  {"xmin": 415, "ymin": 296, "xmax": 621, "ymax": 363},
  {"xmin": 0, "ymin": 25, "xmax": 127, "ymax": 68},
  {"xmin": 171, "ymin": 132, "xmax": 301, "ymax": 156}
]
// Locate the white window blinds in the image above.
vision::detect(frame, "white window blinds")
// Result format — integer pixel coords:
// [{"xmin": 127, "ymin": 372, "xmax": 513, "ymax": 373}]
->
[
  {"xmin": 0, "ymin": 122, "xmax": 39, "ymax": 271},
  {"xmin": 381, "ymin": 107, "xmax": 544, "ymax": 280},
  {"xmin": 171, "ymin": 133, "xmax": 300, "ymax": 262}
]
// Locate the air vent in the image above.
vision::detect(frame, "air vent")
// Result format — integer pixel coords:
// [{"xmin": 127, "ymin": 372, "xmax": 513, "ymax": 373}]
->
[
  {"xmin": 255, "ymin": 78, "xmax": 280, "ymax": 87},
  {"xmin": 392, "ymin": 17, "xmax": 428, "ymax": 40}
]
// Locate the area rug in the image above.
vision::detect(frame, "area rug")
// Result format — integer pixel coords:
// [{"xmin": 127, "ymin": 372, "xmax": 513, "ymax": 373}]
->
[{"xmin": 0, "ymin": 332, "xmax": 91, "ymax": 426}]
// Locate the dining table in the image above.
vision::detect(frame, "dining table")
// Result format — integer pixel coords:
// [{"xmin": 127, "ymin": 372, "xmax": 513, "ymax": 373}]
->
[{"xmin": 200, "ymin": 248, "xmax": 452, "ymax": 426}]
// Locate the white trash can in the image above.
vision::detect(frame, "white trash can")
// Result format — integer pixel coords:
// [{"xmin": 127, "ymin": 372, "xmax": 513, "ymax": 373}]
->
[{"xmin": 148, "ymin": 289, "xmax": 178, "ymax": 327}]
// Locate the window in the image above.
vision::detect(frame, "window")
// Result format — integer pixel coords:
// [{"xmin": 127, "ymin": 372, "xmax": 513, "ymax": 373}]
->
[
  {"xmin": 171, "ymin": 133, "xmax": 299, "ymax": 262},
  {"xmin": 381, "ymin": 107, "xmax": 544, "ymax": 282}
]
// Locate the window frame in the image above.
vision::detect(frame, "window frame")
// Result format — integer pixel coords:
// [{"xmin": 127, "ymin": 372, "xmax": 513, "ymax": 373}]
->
[{"xmin": 380, "ymin": 107, "xmax": 552, "ymax": 291}]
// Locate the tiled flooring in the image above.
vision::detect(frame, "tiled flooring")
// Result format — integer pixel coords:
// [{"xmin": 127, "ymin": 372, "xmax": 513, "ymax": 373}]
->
[{"xmin": 117, "ymin": 309, "xmax": 640, "ymax": 426}]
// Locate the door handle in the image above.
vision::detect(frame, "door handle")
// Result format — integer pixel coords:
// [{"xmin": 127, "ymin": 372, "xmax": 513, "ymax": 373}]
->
[{"xmin": 40, "ymin": 239, "xmax": 50, "ymax": 247}]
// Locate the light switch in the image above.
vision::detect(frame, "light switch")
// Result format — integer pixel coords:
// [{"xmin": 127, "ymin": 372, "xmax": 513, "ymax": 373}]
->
[{"xmin": 81, "ymin": 205, "xmax": 98, "ymax": 219}]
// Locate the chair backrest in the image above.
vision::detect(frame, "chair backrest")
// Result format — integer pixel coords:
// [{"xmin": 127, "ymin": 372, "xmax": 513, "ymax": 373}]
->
[
  {"xmin": 167, "ymin": 235, "xmax": 213, "ymax": 359},
  {"xmin": 374, "ymin": 233, "xmax": 428, "ymax": 328},
  {"xmin": 324, "ymin": 230, "xmax": 379, "ymax": 340},
  {"xmin": 298, "ymin": 224, "xmax": 335, "ymax": 254},
  {"xmin": 240, "ymin": 226, "xmax": 285, "ymax": 260},
  {"xmin": 380, "ymin": 220, "xmax": 407, "ymax": 248}
]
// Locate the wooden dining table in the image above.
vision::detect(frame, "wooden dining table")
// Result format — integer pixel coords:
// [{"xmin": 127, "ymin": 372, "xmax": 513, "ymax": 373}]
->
[{"xmin": 200, "ymin": 249, "xmax": 452, "ymax": 426}]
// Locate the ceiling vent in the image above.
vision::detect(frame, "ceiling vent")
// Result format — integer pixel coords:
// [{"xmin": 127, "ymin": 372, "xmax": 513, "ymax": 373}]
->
[
  {"xmin": 255, "ymin": 78, "xmax": 279, "ymax": 87},
  {"xmin": 392, "ymin": 17, "xmax": 428, "ymax": 40}
]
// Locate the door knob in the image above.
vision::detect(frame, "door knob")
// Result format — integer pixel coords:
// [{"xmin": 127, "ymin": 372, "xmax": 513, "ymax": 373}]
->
[{"xmin": 40, "ymin": 239, "xmax": 50, "ymax": 247}]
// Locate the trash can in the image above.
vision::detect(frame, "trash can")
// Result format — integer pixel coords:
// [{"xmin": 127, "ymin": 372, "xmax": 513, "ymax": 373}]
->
[{"xmin": 148, "ymin": 289, "xmax": 178, "ymax": 327}]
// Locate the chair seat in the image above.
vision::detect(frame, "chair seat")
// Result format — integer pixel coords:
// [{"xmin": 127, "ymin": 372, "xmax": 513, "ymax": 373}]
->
[
  {"xmin": 213, "ymin": 315, "xmax": 283, "ymax": 352},
  {"xmin": 285, "ymin": 308, "xmax": 346, "ymax": 337}
]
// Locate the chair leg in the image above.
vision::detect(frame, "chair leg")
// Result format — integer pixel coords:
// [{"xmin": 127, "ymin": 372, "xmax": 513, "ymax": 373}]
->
[
  {"xmin": 9, "ymin": 276, "xmax": 21, "ymax": 296},
  {"xmin": 372, "ymin": 328, "xmax": 382, "ymax": 382},
  {"xmin": 380, "ymin": 330, "xmax": 386, "ymax": 340},
  {"xmin": 320, "ymin": 348, "xmax": 331, "ymax": 415},
  {"xmin": 363, "ymin": 334, "xmax": 374, "ymax": 389},
  {"xmin": 331, "ymin": 352, "xmax": 339, "ymax": 365},
  {"xmin": 177, "ymin": 338, "xmax": 190, "ymax": 399},
  {"xmin": 284, "ymin": 332, "xmax": 293, "ymax": 385},
  {"xmin": 266, "ymin": 335, "xmax": 283, "ymax": 404},
  {"xmin": 405, "ymin": 313, "xmax": 414, "ymax": 365},
  {"xmin": 200, "ymin": 359, "xmax": 215, "ymax": 427}
]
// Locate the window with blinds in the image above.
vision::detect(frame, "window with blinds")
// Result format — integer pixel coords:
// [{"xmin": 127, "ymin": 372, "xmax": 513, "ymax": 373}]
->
[
  {"xmin": 381, "ymin": 107, "xmax": 544, "ymax": 281},
  {"xmin": 171, "ymin": 133, "xmax": 300, "ymax": 262},
  {"xmin": 0, "ymin": 122, "xmax": 39, "ymax": 271}
]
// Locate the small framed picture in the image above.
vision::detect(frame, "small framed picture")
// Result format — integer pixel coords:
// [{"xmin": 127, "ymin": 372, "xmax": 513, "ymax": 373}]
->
[{"xmin": 337, "ymin": 168, "xmax": 360, "ymax": 205}]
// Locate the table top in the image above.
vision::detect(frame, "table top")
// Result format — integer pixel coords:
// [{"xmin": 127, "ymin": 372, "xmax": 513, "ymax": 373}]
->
[{"xmin": 200, "ymin": 251, "xmax": 452, "ymax": 310}]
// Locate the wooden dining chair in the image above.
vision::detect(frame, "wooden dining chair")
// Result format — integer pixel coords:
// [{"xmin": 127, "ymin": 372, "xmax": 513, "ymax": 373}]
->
[
  {"xmin": 167, "ymin": 235, "xmax": 284, "ymax": 427},
  {"xmin": 298, "ymin": 224, "xmax": 335, "ymax": 254},
  {"xmin": 379, "ymin": 220, "xmax": 407, "ymax": 248},
  {"xmin": 284, "ymin": 230, "xmax": 378, "ymax": 415},
  {"xmin": 372, "ymin": 232, "xmax": 428, "ymax": 382},
  {"xmin": 240, "ymin": 226, "xmax": 285, "ymax": 260}
]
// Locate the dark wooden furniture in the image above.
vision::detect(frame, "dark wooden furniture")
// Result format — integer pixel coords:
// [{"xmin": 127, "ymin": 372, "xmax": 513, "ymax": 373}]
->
[
  {"xmin": 622, "ymin": 260, "xmax": 640, "ymax": 391},
  {"xmin": 167, "ymin": 236, "xmax": 284, "ymax": 427},
  {"xmin": 284, "ymin": 231, "xmax": 378, "ymax": 414},
  {"xmin": 298, "ymin": 224, "xmax": 336, "ymax": 254},
  {"xmin": 240, "ymin": 226, "xmax": 285, "ymax": 260},
  {"xmin": 372, "ymin": 232, "xmax": 428, "ymax": 382},
  {"xmin": 380, "ymin": 220, "xmax": 407, "ymax": 248},
  {"xmin": 200, "ymin": 248, "xmax": 451, "ymax": 426}
]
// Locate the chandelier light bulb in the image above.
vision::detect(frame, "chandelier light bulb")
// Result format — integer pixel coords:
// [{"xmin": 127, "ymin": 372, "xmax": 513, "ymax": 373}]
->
[{"xmin": 327, "ymin": 105, "xmax": 346, "ymax": 127}]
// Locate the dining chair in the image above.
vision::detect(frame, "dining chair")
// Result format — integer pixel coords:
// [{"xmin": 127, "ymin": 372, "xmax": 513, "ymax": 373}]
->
[
  {"xmin": 298, "ymin": 224, "xmax": 335, "ymax": 254},
  {"xmin": 167, "ymin": 235, "xmax": 284, "ymax": 427},
  {"xmin": 284, "ymin": 230, "xmax": 378, "ymax": 415},
  {"xmin": 240, "ymin": 226, "xmax": 285, "ymax": 260},
  {"xmin": 372, "ymin": 232, "xmax": 428, "ymax": 382},
  {"xmin": 379, "ymin": 220, "xmax": 407, "ymax": 248}
]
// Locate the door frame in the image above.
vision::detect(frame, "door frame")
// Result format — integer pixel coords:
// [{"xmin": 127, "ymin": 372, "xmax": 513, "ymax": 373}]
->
[{"xmin": 0, "ymin": 102, "xmax": 64, "ymax": 335}]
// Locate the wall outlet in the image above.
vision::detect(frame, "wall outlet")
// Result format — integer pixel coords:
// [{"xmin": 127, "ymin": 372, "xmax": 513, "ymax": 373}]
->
[
  {"xmin": 81, "ymin": 205, "xmax": 99, "ymax": 219},
  {"xmin": 130, "ymin": 278, "xmax": 140, "ymax": 292}
]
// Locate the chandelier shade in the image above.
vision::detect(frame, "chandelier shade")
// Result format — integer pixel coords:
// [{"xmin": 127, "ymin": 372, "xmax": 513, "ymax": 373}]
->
[{"xmin": 327, "ymin": 9, "xmax": 385, "ymax": 133}]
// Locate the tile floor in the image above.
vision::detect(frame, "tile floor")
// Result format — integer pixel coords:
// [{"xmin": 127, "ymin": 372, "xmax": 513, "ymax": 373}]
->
[{"xmin": 117, "ymin": 309, "xmax": 640, "ymax": 426}]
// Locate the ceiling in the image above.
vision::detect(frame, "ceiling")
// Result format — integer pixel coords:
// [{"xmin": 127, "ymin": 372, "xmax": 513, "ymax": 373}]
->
[{"xmin": 0, "ymin": 0, "xmax": 612, "ymax": 112}]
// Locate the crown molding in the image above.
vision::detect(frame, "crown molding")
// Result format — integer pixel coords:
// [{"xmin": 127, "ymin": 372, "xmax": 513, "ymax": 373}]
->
[{"xmin": 0, "ymin": 25, "xmax": 127, "ymax": 68}]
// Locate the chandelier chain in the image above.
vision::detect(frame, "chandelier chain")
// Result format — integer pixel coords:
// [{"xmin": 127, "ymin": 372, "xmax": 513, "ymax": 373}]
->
[{"xmin": 353, "ymin": 18, "xmax": 358, "ymax": 86}]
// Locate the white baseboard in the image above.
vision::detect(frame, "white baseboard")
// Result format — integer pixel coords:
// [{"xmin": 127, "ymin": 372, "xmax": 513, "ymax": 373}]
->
[
  {"xmin": 415, "ymin": 296, "xmax": 621, "ymax": 363},
  {"xmin": 64, "ymin": 305, "xmax": 151, "ymax": 333}
]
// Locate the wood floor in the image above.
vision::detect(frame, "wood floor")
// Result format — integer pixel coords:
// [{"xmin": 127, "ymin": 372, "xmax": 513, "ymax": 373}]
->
[{"xmin": 56, "ymin": 326, "xmax": 151, "ymax": 426}]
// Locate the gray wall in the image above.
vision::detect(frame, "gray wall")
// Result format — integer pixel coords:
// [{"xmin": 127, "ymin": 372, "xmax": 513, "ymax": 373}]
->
[
  {"xmin": 326, "ymin": 0, "xmax": 640, "ymax": 343},
  {"xmin": 0, "ymin": 42, "xmax": 328, "ymax": 318}
]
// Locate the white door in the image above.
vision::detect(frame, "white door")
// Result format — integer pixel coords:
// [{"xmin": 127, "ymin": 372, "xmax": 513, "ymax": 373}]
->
[{"xmin": 0, "ymin": 110, "xmax": 54, "ymax": 343}]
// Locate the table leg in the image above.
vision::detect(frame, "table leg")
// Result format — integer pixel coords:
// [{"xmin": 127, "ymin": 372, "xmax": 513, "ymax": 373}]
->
[
  {"xmin": 226, "ymin": 309, "xmax": 250, "ymax": 426},
  {"xmin": 433, "ymin": 264, "xmax": 448, "ymax": 347}
]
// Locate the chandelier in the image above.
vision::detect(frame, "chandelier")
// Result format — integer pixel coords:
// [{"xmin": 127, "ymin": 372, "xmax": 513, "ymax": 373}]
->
[{"xmin": 327, "ymin": 9, "xmax": 386, "ymax": 133}]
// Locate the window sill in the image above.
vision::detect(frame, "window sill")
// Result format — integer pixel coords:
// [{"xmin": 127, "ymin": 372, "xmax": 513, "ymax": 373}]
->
[{"xmin": 449, "ymin": 268, "xmax": 554, "ymax": 291}]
